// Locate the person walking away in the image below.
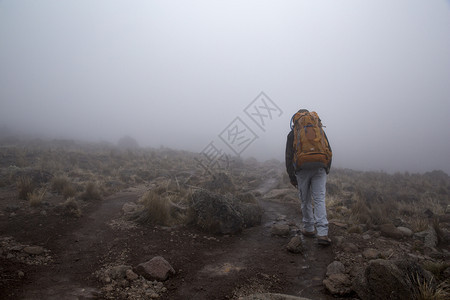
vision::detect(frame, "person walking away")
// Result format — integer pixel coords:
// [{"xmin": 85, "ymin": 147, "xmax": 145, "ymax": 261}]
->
[{"xmin": 285, "ymin": 109, "xmax": 332, "ymax": 245}]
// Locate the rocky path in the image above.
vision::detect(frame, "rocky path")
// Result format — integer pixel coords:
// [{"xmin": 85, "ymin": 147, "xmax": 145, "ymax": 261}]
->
[
  {"xmin": 20, "ymin": 190, "xmax": 140, "ymax": 299},
  {"xmin": 6, "ymin": 183, "xmax": 337, "ymax": 300}
]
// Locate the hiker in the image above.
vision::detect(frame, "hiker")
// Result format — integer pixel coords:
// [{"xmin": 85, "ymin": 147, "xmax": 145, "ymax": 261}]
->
[{"xmin": 285, "ymin": 109, "xmax": 332, "ymax": 245}]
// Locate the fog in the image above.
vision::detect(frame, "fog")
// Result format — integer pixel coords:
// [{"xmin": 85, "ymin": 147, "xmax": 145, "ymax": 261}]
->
[{"xmin": 1, "ymin": 0, "xmax": 449, "ymax": 174}]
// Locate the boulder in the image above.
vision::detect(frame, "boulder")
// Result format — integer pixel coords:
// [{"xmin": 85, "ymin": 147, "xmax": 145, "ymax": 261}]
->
[
  {"xmin": 352, "ymin": 259, "xmax": 434, "ymax": 300},
  {"xmin": 190, "ymin": 189, "xmax": 243, "ymax": 234},
  {"xmin": 189, "ymin": 189, "xmax": 262, "ymax": 234},
  {"xmin": 135, "ymin": 256, "xmax": 175, "ymax": 281}
]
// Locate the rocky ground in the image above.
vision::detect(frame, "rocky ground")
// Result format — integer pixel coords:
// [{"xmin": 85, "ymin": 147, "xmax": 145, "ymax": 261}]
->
[{"xmin": 0, "ymin": 142, "xmax": 449, "ymax": 299}]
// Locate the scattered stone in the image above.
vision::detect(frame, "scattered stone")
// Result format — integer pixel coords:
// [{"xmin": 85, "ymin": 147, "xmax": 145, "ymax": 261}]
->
[
  {"xmin": 362, "ymin": 234, "xmax": 371, "ymax": 240},
  {"xmin": 323, "ymin": 273, "xmax": 352, "ymax": 296},
  {"xmin": 342, "ymin": 242, "xmax": 359, "ymax": 252},
  {"xmin": 122, "ymin": 202, "xmax": 139, "ymax": 215},
  {"xmin": 126, "ymin": 269, "xmax": 139, "ymax": 281},
  {"xmin": 352, "ymin": 259, "xmax": 433, "ymax": 300},
  {"xmin": 379, "ymin": 224, "xmax": 404, "ymax": 240},
  {"xmin": 135, "ymin": 256, "xmax": 175, "ymax": 281},
  {"xmin": 445, "ymin": 204, "xmax": 450, "ymax": 214},
  {"xmin": 286, "ymin": 236, "xmax": 303, "ymax": 254},
  {"xmin": 397, "ymin": 226, "xmax": 413, "ymax": 237},
  {"xmin": 23, "ymin": 246, "xmax": 45, "ymax": 255},
  {"xmin": 107, "ymin": 265, "xmax": 131, "ymax": 280},
  {"xmin": 415, "ymin": 227, "xmax": 438, "ymax": 249},
  {"xmin": 271, "ymin": 224, "xmax": 290, "ymax": 237},
  {"xmin": 326, "ymin": 261, "xmax": 345, "ymax": 276},
  {"xmin": 362, "ymin": 248, "xmax": 380, "ymax": 260},
  {"xmin": 333, "ymin": 236, "xmax": 344, "ymax": 246}
]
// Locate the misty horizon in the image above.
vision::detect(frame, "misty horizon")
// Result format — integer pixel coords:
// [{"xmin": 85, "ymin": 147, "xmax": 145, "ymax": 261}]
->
[{"xmin": 1, "ymin": 1, "xmax": 449, "ymax": 175}]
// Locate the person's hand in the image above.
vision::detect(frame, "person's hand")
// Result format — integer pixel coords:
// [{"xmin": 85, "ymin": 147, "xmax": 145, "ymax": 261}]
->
[{"xmin": 290, "ymin": 176, "xmax": 298, "ymax": 188}]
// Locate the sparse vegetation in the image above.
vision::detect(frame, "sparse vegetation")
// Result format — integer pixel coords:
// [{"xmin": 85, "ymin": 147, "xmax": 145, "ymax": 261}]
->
[
  {"xmin": 80, "ymin": 182, "xmax": 102, "ymax": 201},
  {"xmin": 28, "ymin": 188, "xmax": 46, "ymax": 207},
  {"xmin": 0, "ymin": 138, "xmax": 449, "ymax": 299},
  {"xmin": 133, "ymin": 190, "xmax": 171, "ymax": 225},
  {"xmin": 413, "ymin": 273, "xmax": 450, "ymax": 300},
  {"xmin": 17, "ymin": 176, "xmax": 34, "ymax": 200}
]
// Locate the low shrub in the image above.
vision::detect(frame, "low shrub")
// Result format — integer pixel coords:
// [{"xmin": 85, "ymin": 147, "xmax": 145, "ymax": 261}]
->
[
  {"xmin": 132, "ymin": 190, "xmax": 171, "ymax": 225},
  {"xmin": 80, "ymin": 182, "xmax": 102, "ymax": 201},
  {"xmin": 17, "ymin": 176, "xmax": 34, "ymax": 200},
  {"xmin": 28, "ymin": 188, "xmax": 46, "ymax": 207}
]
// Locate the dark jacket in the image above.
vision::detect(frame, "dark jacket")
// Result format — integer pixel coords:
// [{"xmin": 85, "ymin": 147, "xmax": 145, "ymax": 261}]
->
[{"xmin": 285, "ymin": 129, "xmax": 332, "ymax": 186}]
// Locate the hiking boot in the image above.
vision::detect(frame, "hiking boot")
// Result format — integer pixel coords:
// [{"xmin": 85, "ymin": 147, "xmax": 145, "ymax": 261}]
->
[
  {"xmin": 301, "ymin": 229, "xmax": 315, "ymax": 238},
  {"xmin": 317, "ymin": 236, "xmax": 331, "ymax": 246}
]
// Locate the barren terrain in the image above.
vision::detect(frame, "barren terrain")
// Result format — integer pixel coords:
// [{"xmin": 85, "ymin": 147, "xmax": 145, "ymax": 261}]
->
[{"xmin": 0, "ymin": 140, "xmax": 449, "ymax": 299}]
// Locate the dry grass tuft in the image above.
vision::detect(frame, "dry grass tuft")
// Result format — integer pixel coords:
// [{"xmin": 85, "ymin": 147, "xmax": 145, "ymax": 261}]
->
[
  {"xmin": 61, "ymin": 197, "xmax": 82, "ymax": 218},
  {"xmin": 51, "ymin": 176, "xmax": 76, "ymax": 199},
  {"xmin": 28, "ymin": 188, "xmax": 46, "ymax": 207},
  {"xmin": 17, "ymin": 176, "xmax": 34, "ymax": 200},
  {"xmin": 133, "ymin": 190, "xmax": 171, "ymax": 225},
  {"xmin": 80, "ymin": 182, "xmax": 102, "ymax": 201},
  {"xmin": 413, "ymin": 273, "xmax": 450, "ymax": 300}
]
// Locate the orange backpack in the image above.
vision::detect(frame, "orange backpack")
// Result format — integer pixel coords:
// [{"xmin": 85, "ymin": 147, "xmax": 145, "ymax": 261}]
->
[{"xmin": 291, "ymin": 111, "xmax": 332, "ymax": 170}]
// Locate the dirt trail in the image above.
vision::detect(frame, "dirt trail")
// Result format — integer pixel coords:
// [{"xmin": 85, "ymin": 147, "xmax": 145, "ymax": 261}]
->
[
  {"xmin": 21, "ymin": 190, "xmax": 140, "ymax": 300},
  {"xmin": 172, "ymin": 198, "xmax": 335, "ymax": 300},
  {"xmin": 5, "ymin": 182, "xmax": 336, "ymax": 300}
]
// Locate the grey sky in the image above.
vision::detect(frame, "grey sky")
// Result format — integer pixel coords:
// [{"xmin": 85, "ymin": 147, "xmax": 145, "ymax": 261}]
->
[{"xmin": 1, "ymin": 0, "xmax": 449, "ymax": 174}]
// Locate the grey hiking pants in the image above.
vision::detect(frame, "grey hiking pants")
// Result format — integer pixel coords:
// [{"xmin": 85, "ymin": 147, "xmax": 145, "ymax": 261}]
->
[{"xmin": 296, "ymin": 168, "xmax": 328, "ymax": 236}]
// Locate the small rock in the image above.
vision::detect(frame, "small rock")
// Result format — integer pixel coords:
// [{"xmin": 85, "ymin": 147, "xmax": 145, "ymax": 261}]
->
[
  {"xmin": 104, "ymin": 285, "xmax": 114, "ymax": 292},
  {"xmin": 362, "ymin": 248, "xmax": 381, "ymax": 260},
  {"xmin": 17, "ymin": 270, "xmax": 25, "ymax": 278},
  {"xmin": 286, "ymin": 236, "xmax": 303, "ymax": 254},
  {"xmin": 23, "ymin": 246, "xmax": 45, "ymax": 255},
  {"xmin": 342, "ymin": 243, "xmax": 359, "ymax": 252},
  {"xmin": 271, "ymin": 224, "xmax": 290, "ymax": 237},
  {"xmin": 397, "ymin": 226, "xmax": 413, "ymax": 237},
  {"xmin": 323, "ymin": 273, "xmax": 352, "ymax": 296},
  {"xmin": 135, "ymin": 256, "xmax": 175, "ymax": 281},
  {"xmin": 122, "ymin": 202, "xmax": 138, "ymax": 215},
  {"xmin": 326, "ymin": 261, "xmax": 345, "ymax": 276},
  {"xmin": 362, "ymin": 234, "xmax": 371, "ymax": 240},
  {"xmin": 107, "ymin": 265, "xmax": 132, "ymax": 280},
  {"xmin": 445, "ymin": 205, "xmax": 450, "ymax": 214},
  {"xmin": 126, "ymin": 269, "xmax": 139, "ymax": 281},
  {"xmin": 379, "ymin": 224, "xmax": 403, "ymax": 240}
]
